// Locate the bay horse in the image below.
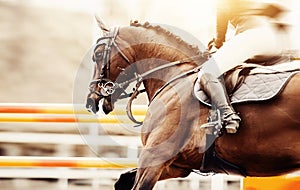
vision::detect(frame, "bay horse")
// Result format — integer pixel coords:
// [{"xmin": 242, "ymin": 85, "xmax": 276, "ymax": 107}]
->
[{"xmin": 86, "ymin": 20, "xmax": 300, "ymax": 190}]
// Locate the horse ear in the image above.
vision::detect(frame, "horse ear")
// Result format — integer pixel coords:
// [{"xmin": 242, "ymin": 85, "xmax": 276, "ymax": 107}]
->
[{"xmin": 95, "ymin": 15, "xmax": 110, "ymax": 34}]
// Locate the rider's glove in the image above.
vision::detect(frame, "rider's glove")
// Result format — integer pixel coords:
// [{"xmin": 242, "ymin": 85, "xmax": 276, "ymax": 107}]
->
[{"xmin": 207, "ymin": 38, "xmax": 222, "ymax": 53}]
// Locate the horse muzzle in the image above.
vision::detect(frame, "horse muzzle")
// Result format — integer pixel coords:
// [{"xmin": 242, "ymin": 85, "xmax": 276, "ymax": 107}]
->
[
  {"xmin": 86, "ymin": 79, "xmax": 118, "ymax": 114},
  {"xmin": 86, "ymin": 92, "xmax": 114, "ymax": 115},
  {"xmin": 86, "ymin": 93, "xmax": 101, "ymax": 114}
]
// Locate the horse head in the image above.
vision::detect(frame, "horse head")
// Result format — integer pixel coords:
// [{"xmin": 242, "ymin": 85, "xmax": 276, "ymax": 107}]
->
[
  {"xmin": 86, "ymin": 18, "xmax": 135, "ymax": 114},
  {"xmin": 86, "ymin": 19, "xmax": 206, "ymax": 115}
]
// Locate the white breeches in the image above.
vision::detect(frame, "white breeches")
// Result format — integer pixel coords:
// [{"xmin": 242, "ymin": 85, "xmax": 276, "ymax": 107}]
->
[{"xmin": 199, "ymin": 24, "xmax": 288, "ymax": 78}]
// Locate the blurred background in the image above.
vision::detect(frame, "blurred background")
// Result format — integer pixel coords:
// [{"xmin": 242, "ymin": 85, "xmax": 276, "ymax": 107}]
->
[
  {"xmin": 0, "ymin": 0, "xmax": 299, "ymax": 189},
  {"xmin": 0, "ymin": 0, "xmax": 217, "ymax": 104}
]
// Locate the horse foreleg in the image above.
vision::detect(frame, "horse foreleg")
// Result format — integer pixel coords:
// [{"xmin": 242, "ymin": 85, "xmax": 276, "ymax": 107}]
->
[
  {"xmin": 114, "ymin": 168, "xmax": 137, "ymax": 190},
  {"xmin": 114, "ymin": 164, "xmax": 191, "ymax": 190},
  {"xmin": 131, "ymin": 164, "xmax": 165, "ymax": 190},
  {"xmin": 132, "ymin": 165, "xmax": 191, "ymax": 190},
  {"xmin": 115, "ymin": 166, "xmax": 161, "ymax": 190}
]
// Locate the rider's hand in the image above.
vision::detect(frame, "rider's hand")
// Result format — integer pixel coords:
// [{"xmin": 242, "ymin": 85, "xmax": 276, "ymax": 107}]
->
[{"xmin": 207, "ymin": 38, "xmax": 221, "ymax": 53}]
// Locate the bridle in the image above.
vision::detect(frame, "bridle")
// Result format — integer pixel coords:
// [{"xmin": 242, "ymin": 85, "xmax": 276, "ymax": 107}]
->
[
  {"xmin": 89, "ymin": 27, "xmax": 131, "ymax": 98},
  {"xmin": 88, "ymin": 27, "xmax": 209, "ymax": 124}
]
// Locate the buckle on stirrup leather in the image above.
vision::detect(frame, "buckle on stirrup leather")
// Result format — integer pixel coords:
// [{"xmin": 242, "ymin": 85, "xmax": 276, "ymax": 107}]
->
[{"xmin": 200, "ymin": 109, "xmax": 224, "ymax": 137}]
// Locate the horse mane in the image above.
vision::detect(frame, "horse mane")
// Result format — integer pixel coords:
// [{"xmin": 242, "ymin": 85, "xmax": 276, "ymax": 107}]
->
[{"xmin": 130, "ymin": 20, "xmax": 203, "ymax": 56}]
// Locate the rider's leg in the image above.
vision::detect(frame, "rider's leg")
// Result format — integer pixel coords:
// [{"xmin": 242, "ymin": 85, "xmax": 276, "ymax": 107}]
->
[
  {"xmin": 198, "ymin": 25, "xmax": 283, "ymax": 133},
  {"xmin": 198, "ymin": 71, "xmax": 241, "ymax": 133}
]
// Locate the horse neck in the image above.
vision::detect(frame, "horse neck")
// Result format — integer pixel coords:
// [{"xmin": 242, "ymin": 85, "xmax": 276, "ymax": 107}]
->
[{"xmin": 125, "ymin": 27, "xmax": 200, "ymax": 100}]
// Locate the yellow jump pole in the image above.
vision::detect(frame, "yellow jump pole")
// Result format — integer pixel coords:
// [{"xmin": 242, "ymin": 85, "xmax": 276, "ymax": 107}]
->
[
  {"xmin": 0, "ymin": 114, "xmax": 145, "ymax": 123},
  {"xmin": 0, "ymin": 103, "xmax": 147, "ymax": 115},
  {"xmin": 0, "ymin": 156, "xmax": 138, "ymax": 169}
]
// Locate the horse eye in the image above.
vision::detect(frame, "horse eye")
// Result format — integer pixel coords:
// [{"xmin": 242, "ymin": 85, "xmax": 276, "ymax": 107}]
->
[{"xmin": 95, "ymin": 52, "xmax": 103, "ymax": 59}]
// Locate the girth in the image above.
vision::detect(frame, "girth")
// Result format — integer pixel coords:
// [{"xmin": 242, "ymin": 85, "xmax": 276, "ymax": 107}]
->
[{"xmin": 200, "ymin": 134, "xmax": 247, "ymax": 176}]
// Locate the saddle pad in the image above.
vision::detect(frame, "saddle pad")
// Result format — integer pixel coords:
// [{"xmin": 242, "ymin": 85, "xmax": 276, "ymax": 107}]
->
[{"xmin": 195, "ymin": 71, "xmax": 299, "ymax": 107}]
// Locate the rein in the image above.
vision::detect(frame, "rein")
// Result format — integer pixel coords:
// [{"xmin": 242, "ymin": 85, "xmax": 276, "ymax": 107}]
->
[
  {"xmin": 117, "ymin": 55, "xmax": 205, "ymax": 89},
  {"xmin": 117, "ymin": 55, "xmax": 207, "ymax": 126},
  {"xmin": 149, "ymin": 65, "xmax": 203, "ymax": 103},
  {"xmin": 125, "ymin": 64, "xmax": 204, "ymax": 126}
]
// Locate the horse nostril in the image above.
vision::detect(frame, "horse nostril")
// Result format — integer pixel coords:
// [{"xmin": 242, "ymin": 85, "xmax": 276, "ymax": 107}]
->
[{"xmin": 86, "ymin": 98, "xmax": 99, "ymax": 114}]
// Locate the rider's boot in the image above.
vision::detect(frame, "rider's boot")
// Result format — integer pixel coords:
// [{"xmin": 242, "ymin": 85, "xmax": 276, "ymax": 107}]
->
[{"xmin": 198, "ymin": 72, "xmax": 241, "ymax": 133}]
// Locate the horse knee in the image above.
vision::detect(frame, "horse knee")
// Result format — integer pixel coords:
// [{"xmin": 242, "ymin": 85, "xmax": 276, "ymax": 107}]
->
[
  {"xmin": 114, "ymin": 168, "xmax": 137, "ymax": 190},
  {"xmin": 160, "ymin": 165, "xmax": 191, "ymax": 180},
  {"xmin": 179, "ymin": 169, "xmax": 191, "ymax": 178}
]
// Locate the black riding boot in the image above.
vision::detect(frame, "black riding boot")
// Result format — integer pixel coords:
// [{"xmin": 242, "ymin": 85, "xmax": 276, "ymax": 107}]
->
[{"xmin": 199, "ymin": 73, "xmax": 241, "ymax": 133}]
